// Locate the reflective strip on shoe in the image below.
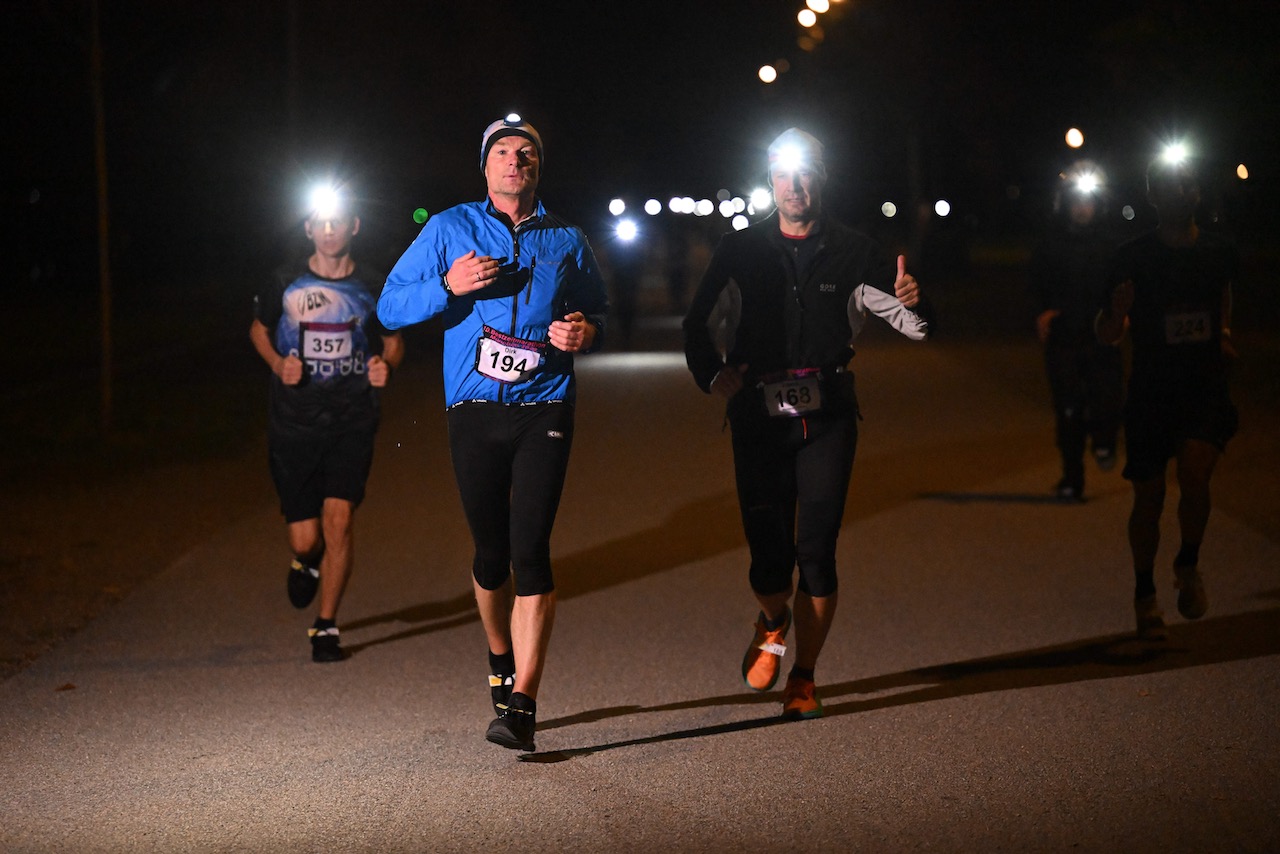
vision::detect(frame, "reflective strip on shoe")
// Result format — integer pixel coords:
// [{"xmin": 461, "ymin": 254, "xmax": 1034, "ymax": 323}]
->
[
  {"xmin": 308, "ymin": 626, "xmax": 340, "ymax": 639},
  {"xmin": 489, "ymin": 674, "xmax": 514, "ymax": 688}
]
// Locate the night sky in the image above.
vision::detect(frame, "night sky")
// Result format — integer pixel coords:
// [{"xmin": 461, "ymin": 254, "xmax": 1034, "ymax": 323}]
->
[{"xmin": 5, "ymin": 0, "xmax": 1279, "ymax": 296}]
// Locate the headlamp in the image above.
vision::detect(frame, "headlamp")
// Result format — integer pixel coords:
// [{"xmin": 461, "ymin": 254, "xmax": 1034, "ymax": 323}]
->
[{"xmin": 308, "ymin": 184, "xmax": 345, "ymax": 221}]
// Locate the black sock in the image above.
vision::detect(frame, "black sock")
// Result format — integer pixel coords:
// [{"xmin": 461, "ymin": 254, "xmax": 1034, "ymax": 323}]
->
[
  {"xmin": 789, "ymin": 666, "xmax": 815, "ymax": 682},
  {"xmin": 507, "ymin": 692, "xmax": 536, "ymax": 715},
  {"xmin": 1175, "ymin": 542, "xmax": 1201, "ymax": 568},
  {"xmin": 488, "ymin": 649, "xmax": 515, "ymax": 677},
  {"xmin": 762, "ymin": 609, "xmax": 789, "ymax": 631},
  {"xmin": 313, "ymin": 617, "xmax": 336, "ymax": 631},
  {"xmin": 1134, "ymin": 571, "xmax": 1156, "ymax": 600}
]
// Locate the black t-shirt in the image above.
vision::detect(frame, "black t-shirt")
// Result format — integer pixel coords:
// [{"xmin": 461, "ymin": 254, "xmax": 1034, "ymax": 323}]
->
[
  {"xmin": 252, "ymin": 260, "xmax": 390, "ymax": 438},
  {"xmin": 1106, "ymin": 230, "xmax": 1236, "ymax": 396},
  {"xmin": 1029, "ymin": 223, "xmax": 1116, "ymax": 344}
]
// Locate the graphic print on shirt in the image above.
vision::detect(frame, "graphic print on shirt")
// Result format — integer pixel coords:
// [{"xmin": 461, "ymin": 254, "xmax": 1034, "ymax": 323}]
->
[{"xmin": 276, "ymin": 273, "xmax": 378, "ymax": 382}]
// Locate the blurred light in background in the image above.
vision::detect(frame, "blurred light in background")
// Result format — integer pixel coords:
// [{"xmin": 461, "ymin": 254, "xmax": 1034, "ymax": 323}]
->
[
  {"xmin": 732, "ymin": 214, "xmax": 750, "ymax": 231},
  {"xmin": 1237, "ymin": 163, "xmax": 1249, "ymax": 180},
  {"xmin": 608, "ymin": 198, "xmax": 625, "ymax": 216},
  {"xmin": 881, "ymin": 201, "xmax": 898, "ymax": 218},
  {"xmin": 759, "ymin": 65, "xmax": 778, "ymax": 83},
  {"xmin": 615, "ymin": 218, "xmax": 638, "ymax": 241},
  {"xmin": 798, "ymin": 9, "xmax": 817, "ymax": 27},
  {"xmin": 695, "ymin": 199, "xmax": 714, "ymax": 217},
  {"xmin": 719, "ymin": 199, "xmax": 736, "ymax": 218},
  {"xmin": 749, "ymin": 187, "xmax": 773, "ymax": 212},
  {"xmin": 1065, "ymin": 127, "xmax": 1084, "ymax": 149},
  {"xmin": 1122, "ymin": 205, "xmax": 1136, "ymax": 221},
  {"xmin": 807, "ymin": 0, "xmax": 831, "ymax": 12},
  {"xmin": 644, "ymin": 199, "xmax": 662, "ymax": 215},
  {"xmin": 934, "ymin": 199, "xmax": 951, "ymax": 217}
]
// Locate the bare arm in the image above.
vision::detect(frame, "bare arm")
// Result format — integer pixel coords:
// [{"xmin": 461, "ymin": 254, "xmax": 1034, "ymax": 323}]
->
[{"xmin": 249, "ymin": 318, "xmax": 303, "ymax": 385}]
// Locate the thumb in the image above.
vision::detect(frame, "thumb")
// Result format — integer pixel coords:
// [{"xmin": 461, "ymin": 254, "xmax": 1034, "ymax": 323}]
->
[{"xmin": 897, "ymin": 254, "xmax": 907, "ymax": 280}]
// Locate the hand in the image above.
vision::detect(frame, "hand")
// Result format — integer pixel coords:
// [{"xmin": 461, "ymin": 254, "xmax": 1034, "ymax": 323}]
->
[
  {"xmin": 366, "ymin": 354, "xmax": 391, "ymax": 387},
  {"xmin": 445, "ymin": 250, "xmax": 507, "ymax": 296},
  {"xmin": 1111, "ymin": 279, "xmax": 1135, "ymax": 317},
  {"xmin": 710, "ymin": 363, "xmax": 748, "ymax": 399},
  {"xmin": 1221, "ymin": 331, "xmax": 1238, "ymax": 362},
  {"xmin": 278, "ymin": 354, "xmax": 304, "ymax": 386},
  {"xmin": 894, "ymin": 254, "xmax": 920, "ymax": 308},
  {"xmin": 548, "ymin": 311, "xmax": 596, "ymax": 352},
  {"xmin": 1036, "ymin": 309, "xmax": 1061, "ymax": 343}
]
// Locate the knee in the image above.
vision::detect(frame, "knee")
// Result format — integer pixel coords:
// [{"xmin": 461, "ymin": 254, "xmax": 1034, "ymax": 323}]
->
[
  {"xmin": 797, "ymin": 562, "xmax": 838, "ymax": 598},
  {"xmin": 321, "ymin": 499, "xmax": 354, "ymax": 535},
  {"xmin": 472, "ymin": 549, "xmax": 513, "ymax": 591}
]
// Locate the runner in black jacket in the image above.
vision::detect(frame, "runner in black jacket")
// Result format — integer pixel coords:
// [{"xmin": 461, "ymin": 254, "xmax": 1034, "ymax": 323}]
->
[{"xmin": 683, "ymin": 128, "xmax": 931, "ymax": 719}]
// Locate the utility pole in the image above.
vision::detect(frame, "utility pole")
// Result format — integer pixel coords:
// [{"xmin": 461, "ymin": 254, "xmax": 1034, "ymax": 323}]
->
[{"xmin": 90, "ymin": 0, "xmax": 113, "ymax": 432}]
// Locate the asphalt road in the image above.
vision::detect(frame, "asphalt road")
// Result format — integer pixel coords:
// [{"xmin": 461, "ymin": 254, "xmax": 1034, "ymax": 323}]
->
[{"xmin": 2, "ymin": 317, "xmax": 1278, "ymax": 852}]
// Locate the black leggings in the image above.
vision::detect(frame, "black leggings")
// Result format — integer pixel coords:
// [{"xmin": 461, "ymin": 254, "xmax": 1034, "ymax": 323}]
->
[
  {"xmin": 447, "ymin": 401, "xmax": 574, "ymax": 596},
  {"xmin": 729, "ymin": 403, "xmax": 859, "ymax": 599}
]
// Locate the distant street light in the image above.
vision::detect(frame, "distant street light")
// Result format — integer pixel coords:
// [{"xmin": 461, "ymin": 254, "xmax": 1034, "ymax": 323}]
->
[
  {"xmin": 1065, "ymin": 128, "xmax": 1085, "ymax": 148},
  {"xmin": 758, "ymin": 65, "xmax": 778, "ymax": 83}
]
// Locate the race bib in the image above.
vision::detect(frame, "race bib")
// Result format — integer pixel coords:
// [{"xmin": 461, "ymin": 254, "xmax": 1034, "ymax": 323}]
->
[
  {"xmin": 762, "ymin": 372, "xmax": 823, "ymax": 417},
  {"xmin": 475, "ymin": 326, "xmax": 544, "ymax": 383},
  {"xmin": 300, "ymin": 321, "xmax": 354, "ymax": 360},
  {"xmin": 1164, "ymin": 311, "xmax": 1211, "ymax": 345}
]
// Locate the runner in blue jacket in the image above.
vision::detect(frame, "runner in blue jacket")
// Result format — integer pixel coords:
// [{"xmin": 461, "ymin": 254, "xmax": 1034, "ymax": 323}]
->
[{"xmin": 378, "ymin": 116, "xmax": 607, "ymax": 753}]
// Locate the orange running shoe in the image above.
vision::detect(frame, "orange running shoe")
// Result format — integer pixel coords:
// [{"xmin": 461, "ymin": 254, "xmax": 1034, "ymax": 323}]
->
[
  {"xmin": 741, "ymin": 608, "xmax": 790, "ymax": 691},
  {"xmin": 781, "ymin": 674, "xmax": 823, "ymax": 720}
]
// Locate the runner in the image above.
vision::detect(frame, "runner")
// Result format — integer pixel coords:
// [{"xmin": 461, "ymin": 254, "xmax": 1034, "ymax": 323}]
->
[
  {"xmin": 378, "ymin": 116, "xmax": 608, "ymax": 751},
  {"xmin": 1096, "ymin": 151, "xmax": 1238, "ymax": 640},
  {"xmin": 250, "ymin": 186, "xmax": 403, "ymax": 662},
  {"xmin": 683, "ymin": 128, "xmax": 932, "ymax": 719}
]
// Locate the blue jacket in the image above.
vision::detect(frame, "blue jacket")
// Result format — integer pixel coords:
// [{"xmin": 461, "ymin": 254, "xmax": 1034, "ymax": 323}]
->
[{"xmin": 378, "ymin": 199, "xmax": 609, "ymax": 408}]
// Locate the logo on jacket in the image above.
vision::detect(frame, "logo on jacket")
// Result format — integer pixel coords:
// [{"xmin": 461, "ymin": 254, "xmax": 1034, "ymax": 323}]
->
[{"xmin": 819, "ymin": 283, "xmax": 837, "ymax": 293}]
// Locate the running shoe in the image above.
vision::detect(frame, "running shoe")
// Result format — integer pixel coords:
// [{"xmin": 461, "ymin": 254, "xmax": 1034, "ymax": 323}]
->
[
  {"xmin": 781, "ymin": 674, "xmax": 823, "ymax": 720},
  {"xmin": 486, "ymin": 705, "xmax": 536, "ymax": 752},
  {"xmin": 309, "ymin": 625, "xmax": 344, "ymax": 662},
  {"xmin": 1134, "ymin": 595, "xmax": 1168, "ymax": 641},
  {"xmin": 287, "ymin": 558, "xmax": 320, "ymax": 609},
  {"xmin": 1174, "ymin": 564, "xmax": 1208, "ymax": 620},
  {"xmin": 489, "ymin": 673, "xmax": 514, "ymax": 716},
  {"xmin": 742, "ymin": 608, "xmax": 790, "ymax": 692}
]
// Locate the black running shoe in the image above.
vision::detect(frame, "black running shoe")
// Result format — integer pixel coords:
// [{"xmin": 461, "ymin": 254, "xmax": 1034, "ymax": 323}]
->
[
  {"xmin": 309, "ymin": 625, "xmax": 344, "ymax": 663},
  {"xmin": 489, "ymin": 673, "xmax": 514, "ymax": 716},
  {"xmin": 486, "ymin": 705, "xmax": 536, "ymax": 752},
  {"xmin": 287, "ymin": 559, "xmax": 320, "ymax": 609}
]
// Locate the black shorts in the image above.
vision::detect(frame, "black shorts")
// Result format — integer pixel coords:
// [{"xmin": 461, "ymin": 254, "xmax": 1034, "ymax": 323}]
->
[
  {"xmin": 268, "ymin": 427, "xmax": 376, "ymax": 523},
  {"xmin": 1123, "ymin": 391, "xmax": 1238, "ymax": 482}
]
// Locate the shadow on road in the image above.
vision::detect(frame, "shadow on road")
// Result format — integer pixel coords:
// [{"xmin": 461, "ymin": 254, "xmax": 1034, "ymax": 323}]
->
[
  {"xmin": 522, "ymin": 605, "xmax": 1280, "ymax": 763},
  {"xmin": 341, "ymin": 491, "xmax": 743, "ymax": 655}
]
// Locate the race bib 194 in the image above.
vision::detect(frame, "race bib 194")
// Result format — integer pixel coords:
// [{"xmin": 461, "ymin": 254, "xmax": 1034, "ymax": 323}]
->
[{"xmin": 475, "ymin": 326, "xmax": 545, "ymax": 383}]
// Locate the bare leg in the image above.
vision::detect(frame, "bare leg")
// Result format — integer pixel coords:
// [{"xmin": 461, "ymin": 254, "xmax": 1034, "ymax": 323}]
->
[
  {"xmin": 792, "ymin": 590, "xmax": 838, "ymax": 671},
  {"xmin": 1129, "ymin": 474, "xmax": 1167, "ymax": 580},
  {"xmin": 755, "ymin": 586, "xmax": 793, "ymax": 625},
  {"xmin": 1175, "ymin": 439, "xmax": 1220, "ymax": 549},
  {"xmin": 286, "ymin": 518, "xmax": 323, "ymax": 563},
  {"xmin": 473, "ymin": 577, "xmax": 513, "ymax": 656},
  {"xmin": 510, "ymin": 591, "xmax": 556, "ymax": 700},
  {"xmin": 315, "ymin": 498, "xmax": 354, "ymax": 620}
]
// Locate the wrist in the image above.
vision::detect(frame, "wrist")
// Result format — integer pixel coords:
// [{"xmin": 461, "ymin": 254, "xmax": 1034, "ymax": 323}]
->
[{"xmin": 441, "ymin": 273, "xmax": 454, "ymax": 295}]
